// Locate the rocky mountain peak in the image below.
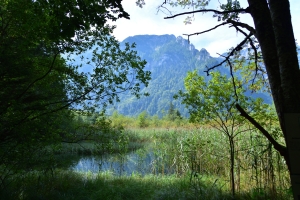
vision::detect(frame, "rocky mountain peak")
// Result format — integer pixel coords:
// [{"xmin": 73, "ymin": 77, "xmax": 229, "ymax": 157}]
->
[
  {"xmin": 176, "ymin": 36, "xmax": 189, "ymax": 46},
  {"xmin": 198, "ymin": 48, "xmax": 210, "ymax": 61}
]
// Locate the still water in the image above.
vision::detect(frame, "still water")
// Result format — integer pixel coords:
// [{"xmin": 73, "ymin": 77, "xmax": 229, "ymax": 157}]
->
[{"xmin": 71, "ymin": 149, "xmax": 175, "ymax": 176}]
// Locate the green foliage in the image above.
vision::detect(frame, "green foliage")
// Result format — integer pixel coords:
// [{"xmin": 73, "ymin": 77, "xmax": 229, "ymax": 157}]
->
[
  {"xmin": 218, "ymin": 0, "xmax": 242, "ymax": 21},
  {"xmin": 176, "ymin": 70, "xmax": 271, "ymax": 195},
  {"xmin": 108, "ymin": 110, "xmax": 190, "ymax": 129},
  {"xmin": 138, "ymin": 111, "xmax": 149, "ymax": 128},
  {"xmin": 0, "ymin": 0, "xmax": 150, "ymax": 188},
  {"xmin": 110, "ymin": 110, "xmax": 134, "ymax": 128},
  {"xmin": 166, "ymin": 102, "xmax": 182, "ymax": 121},
  {"xmin": 151, "ymin": 115, "xmax": 161, "ymax": 127},
  {"xmin": 167, "ymin": 0, "xmax": 209, "ymax": 9},
  {"xmin": 177, "ymin": 71, "xmax": 267, "ymax": 125}
]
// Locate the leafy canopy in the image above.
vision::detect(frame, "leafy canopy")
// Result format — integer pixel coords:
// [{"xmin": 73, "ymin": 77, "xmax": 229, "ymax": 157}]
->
[
  {"xmin": 0, "ymin": 0, "xmax": 150, "ymax": 182},
  {"xmin": 176, "ymin": 71, "xmax": 268, "ymax": 128}
]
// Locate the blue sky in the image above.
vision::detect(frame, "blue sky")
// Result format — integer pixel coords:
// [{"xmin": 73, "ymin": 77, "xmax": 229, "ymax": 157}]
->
[{"xmin": 110, "ymin": 0, "xmax": 300, "ymax": 57}]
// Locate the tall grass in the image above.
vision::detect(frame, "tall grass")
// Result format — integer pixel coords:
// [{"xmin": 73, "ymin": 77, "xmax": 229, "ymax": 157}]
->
[
  {"xmin": 0, "ymin": 127, "xmax": 292, "ymax": 199},
  {"xmin": 1, "ymin": 169, "xmax": 277, "ymax": 200},
  {"xmin": 123, "ymin": 128, "xmax": 292, "ymax": 199}
]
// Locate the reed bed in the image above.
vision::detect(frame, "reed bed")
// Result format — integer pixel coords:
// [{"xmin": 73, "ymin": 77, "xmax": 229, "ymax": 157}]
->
[{"xmin": 0, "ymin": 127, "xmax": 292, "ymax": 199}]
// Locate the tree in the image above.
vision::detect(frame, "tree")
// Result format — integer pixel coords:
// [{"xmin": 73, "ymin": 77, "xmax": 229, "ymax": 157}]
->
[
  {"xmin": 0, "ymin": 0, "xmax": 150, "ymax": 187},
  {"xmin": 138, "ymin": 0, "xmax": 300, "ymax": 197},
  {"xmin": 167, "ymin": 102, "xmax": 182, "ymax": 121},
  {"xmin": 138, "ymin": 110, "xmax": 149, "ymax": 128},
  {"xmin": 177, "ymin": 71, "xmax": 268, "ymax": 196}
]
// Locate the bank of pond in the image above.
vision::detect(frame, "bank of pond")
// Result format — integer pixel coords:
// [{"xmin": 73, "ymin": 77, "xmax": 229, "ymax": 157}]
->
[{"xmin": 0, "ymin": 128, "xmax": 293, "ymax": 199}]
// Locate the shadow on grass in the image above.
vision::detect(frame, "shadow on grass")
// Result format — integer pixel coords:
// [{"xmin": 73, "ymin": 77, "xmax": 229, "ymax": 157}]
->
[{"xmin": 0, "ymin": 170, "xmax": 292, "ymax": 200}]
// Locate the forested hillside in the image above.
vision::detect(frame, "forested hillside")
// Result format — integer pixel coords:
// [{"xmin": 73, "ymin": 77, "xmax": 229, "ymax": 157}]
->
[
  {"xmin": 108, "ymin": 34, "xmax": 274, "ymax": 117},
  {"xmin": 108, "ymin": 34, "xmax": 220, "ymax": 116}
]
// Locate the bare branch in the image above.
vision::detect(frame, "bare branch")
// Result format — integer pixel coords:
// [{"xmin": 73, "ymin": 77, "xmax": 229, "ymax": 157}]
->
[
  {"xmin": 156, "ymin": 0, "xmax": 172, "ymax": 15},
  {"xmin": 229, "ymin": 21, "xmax": 259, "ymax": 86},
  {"xmin": 227, "ymin": 60, "xmax": 239, "ymax": 101},
  {"xmin": 183, "ymin": 22, "xmax": 229, "ymax": 42},
  {"xmin": 164, "ymin": 7, "xmax": 250, "ymax": 19},
  {"xmin": 204, "ymin": 32, "xmax": 253, "ymax": 75}
]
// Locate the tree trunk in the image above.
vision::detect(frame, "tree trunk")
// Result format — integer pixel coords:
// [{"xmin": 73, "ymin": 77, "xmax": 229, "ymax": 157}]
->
[
  {"xmin": 248, "ymin": 0, "xmax": 300, "ymax": 198},
  {"xmin": 229, "ymin": 137, "xmax": 235, "ymax": 196},
  {"xmin": 269, "ymin": 0, "xmax": 300, "ymax": 113}
]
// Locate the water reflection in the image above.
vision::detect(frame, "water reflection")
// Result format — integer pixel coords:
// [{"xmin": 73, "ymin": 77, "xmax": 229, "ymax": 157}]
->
[{"xmin": 71, "ymin": 149, "xmax": 175, "ymax": 176}]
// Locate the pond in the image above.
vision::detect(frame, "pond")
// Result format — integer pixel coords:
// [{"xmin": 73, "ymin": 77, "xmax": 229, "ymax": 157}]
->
[{"xmin": 71, "ymin": 149, "xmax": 176, "ymax": 176}]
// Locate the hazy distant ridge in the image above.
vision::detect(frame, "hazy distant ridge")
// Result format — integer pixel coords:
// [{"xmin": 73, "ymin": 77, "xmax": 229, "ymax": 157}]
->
[{"xmin": 111, "ymin": 34, "xmax": 223, "ymax": 116}]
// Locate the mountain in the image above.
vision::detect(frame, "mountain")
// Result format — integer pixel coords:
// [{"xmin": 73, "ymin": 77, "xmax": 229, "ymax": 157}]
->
[
  {"xmin": 67, "ymin": 34, "xmax": 275, "ymax": 116},
  {"xmin": 108, "ymin": 34, "xmax": 277, "ymax": 117},
  {"xmin": 108, "ymin": 34, "xmax": 230, "ymax": 117}
]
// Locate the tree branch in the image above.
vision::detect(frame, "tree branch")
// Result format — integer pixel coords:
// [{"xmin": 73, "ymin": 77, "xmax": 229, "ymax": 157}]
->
[
  {"xmin": 17, "ymin": 52, "xmax": 59, "ymax": 100},
  {"xmin": 204, "ymin": 33, "xmax": 252, "ymax": 75},
  {"xmin": 229, "ymin": 20, "xmax": 259, "ymax": 86},
  {"xmin": 227, "ymin": 19, "xmax": 256, "ymax": 34},
  {"xmin": 183, "ymin": 21, "xmax": 230, "ymax": 42},
  {"xmin": 228, "ymin": 60, "xmax": 238, "ymax": 101},
  {"xmin": 235, "ymin": 104, "xmax": 288, "ymax": 160},
  {"xmin": 156, "ymin": 0, "xmax": 172, "ymax": 15},
  {"xmin": 164, "ymin": 8, "xmax": 250, "ymax": 19}
]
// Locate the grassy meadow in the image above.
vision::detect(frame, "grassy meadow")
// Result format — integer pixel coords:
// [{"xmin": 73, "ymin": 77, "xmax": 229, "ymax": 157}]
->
[{"xmin": 0, "ymin": 114, "xmax": 293, "ymax": 200}]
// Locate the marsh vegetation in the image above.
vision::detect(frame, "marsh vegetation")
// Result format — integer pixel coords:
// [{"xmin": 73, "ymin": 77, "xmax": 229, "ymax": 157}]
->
[{"xmin": 1, "ymin": 116, "xmax": 293, "ymax": 199}]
